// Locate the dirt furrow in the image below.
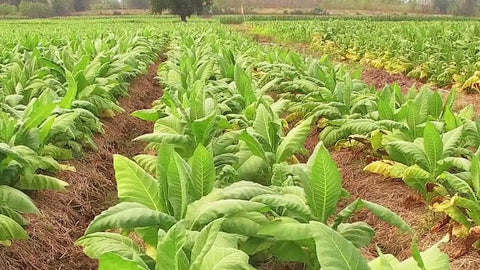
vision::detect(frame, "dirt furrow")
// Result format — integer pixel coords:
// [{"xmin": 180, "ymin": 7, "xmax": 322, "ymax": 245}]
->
[{"xmin": 0, "ymin": 59, "xmax": 163, "ymax": 270}]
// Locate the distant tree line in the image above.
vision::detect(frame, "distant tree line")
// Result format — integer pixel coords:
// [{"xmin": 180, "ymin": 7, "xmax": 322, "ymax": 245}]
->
[
  {"xmin": 212, "ymin": 0, "xmax": 320, "ymax": 9},
  {"xmin": 432, "ymin": 0, "xmax": 479, "ymax": 16},
  {"xmin": 0, "ymin": 0, "xmax": 149, "ymax": 17},
  {"xmin": 209, "ymin": 0, "xmax": 480, "ymax": 16}
]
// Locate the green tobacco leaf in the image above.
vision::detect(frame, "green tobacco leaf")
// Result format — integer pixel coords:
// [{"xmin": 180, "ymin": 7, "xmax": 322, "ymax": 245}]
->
[
  {"xmin": 15, "ymin": 174, "xmax": 68, "ymax": 191},
  {"xmin": 442, "ymin": 127, "xmax": 462, "ymax": 157},
  {"xmin": 423, "ymin": 122, "xmax": 443, "ymax": 172},
  {"xmin": 236, "ymin": 155, "xmax": 266, "ymax": 182},
  {"xmin": 191, "ymin": 112, "xmax": 217, "ymax": 145},
  {"xmin": 337, "ymin": 222, "xmax": 375, "ymax": 248},
  {"xmin": 384, "ymin": 241, "xmax": 451, "ymax": 270},
  {"xmin": 98, "ymin": 253, "xmax": 146, "ymax": 270},
  {"xmin": 362, "ymin": 200, "xmax": 412, "ymax": 233},
  {"xmin": 472, "ymin": 156, "xmax": 480, "ymax": 197},
  {"xmin": 411, "ymin": 238, "xmax": 426, "ymax": 270},
  {"xmin": 310, "ymin": 221, "xmax": 370, "ymax": 270},
  {"xmin": 38, "ymin": 115, "xmax": 56, "ymax": 144},
  {"xmin": 222, "ymin": 181, "xmax": 275, "ymax": 200},
  {"xmin": 199, "ymin": 245, "xmax": 253, "ymax": 270},
  {"xmin": 113, "ymin": 155, "xmax": 162, "ymax": 211},
  {"xmin": 134, "ymin": 154, "xmax": 157, "ymax": 174},
  {"xmin": 156, "ymin": 222, "xmax": 189, "ymax": 270},
  {"xmin": 406, "ymin": 101, "xmax": 420, "ymax": 138},
  {"xmin": 0, "ymin": 185, "xmax": 39, "ymax": 214},
  {"xmin": 234, "ymin": 64, "xmax": 256, "ymax": 106},
  {"xmin": 0, "ymin": 214, "xmax": 28, "ymax": 241},
  {"xmin": 453, "ymin": 196, "xmax": 480, "ymax": 225},
  {"xmin": 190, "ymin": 144, "xmax": 216, "ymax": 201},
  {"xmin": 59, "ymin": 70, "xmax": 77, "ymax": 109},
  {"xmin": 269, "ymin": 240, "xmax": 311, "ymax": 265},
  {"xmin": 304, "ymin": 142, "xmax": 342, "ymax": 222},
  {"xmin": 253, "ymin": 104, "xmax": 273, "ymax": 147},
  {"xmin": 76, "ymin": 232, "xmax": 147, "ymax": 264},
  {"xmin": 276, "ymin": 116, "xmax": 313, "ymax": 163},
  {"xmin": 333, "ymin": 199, "xmax": 412, "ymax": 233},
  {"xmin": 257, "ymin": 218, "xmax": 312, "ymax": 241},
  {"xmin": 190, "ymin": 219, "xmax": 224, "ymax": 270},
  {"xmin": 134, "ymin": 133, "xmax": 192, "ymax": 146},
  {"xmin": 239, "ymin": 130, "xmax": 267, "ymax": 162},
  {"xmin": 333, "ymin": 199, "xmax": 363, "ymax": 229},
  {"xmin": 23, "ymin": 90, "xmax": 57, "ymax": 129},
  {"xmin": 85, "ymin": 202, "xmax": 176, "ymax": 234},
  {"xmin": 428, "ymin": 92, "xmax": 443, "ymax": 119},
  {"xmin": 402, "ymin": 165, "xmax": 430, "ymax": 195},
  {"xmin": 189, "ymin": 81, "xmax": 206, "ymax": 121},
  {"xmin": 132, "ymin": 109, "xmax": 162, "ymax": 122},
  {"xmin": 378, "ymin": 99, "xmax": 394, "ymax": 120},
  {"xmin": 444, "ymin": 107, "xmax": 458, "ymax": 131},
  {"xmin": 441, "ymin": 173, "xmax": 475, "ymax": 198},
  {"xmin": 166, "ymin": 152, "xmax": 189, "ymax": 220},
  {"xmin": 222, "ymin": 212, "xmax": 267, "ymax": 236},
  {"xmin": 155, "ymin": 144, "xmax": 173, "ymax": 214},
  {"xmin": 187, "ymin": 199, "xmax": 268, "ymax": 229},
  {"xmin": 386, "ymin": 141, "xmax": 428, "ymax": 170},
  {"xmin": 251, "ymin": 194, "xmax": 312, "ymax": 221}
]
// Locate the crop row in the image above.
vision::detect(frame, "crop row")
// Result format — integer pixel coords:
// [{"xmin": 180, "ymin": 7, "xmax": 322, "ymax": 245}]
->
[
  {"xmin": 0, "ymin": 19, "xmax": 170, "ymax": 244},
  {"xmin": 250, "ymin": 20, "xmax": 480, "ymax": 90},
  {"xmin": 77, "ymin": 23, "xmax": 453, "ymax": 269},
  {"xmin": 218, "ymin": 14, "xmax": 480, "ymax": 24}
]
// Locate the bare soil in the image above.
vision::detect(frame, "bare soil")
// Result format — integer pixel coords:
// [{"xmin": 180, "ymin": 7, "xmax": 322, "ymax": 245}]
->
[
  {"xmin": 0, "ymin": 60, "xmax": 163, "ymax": 270},
  {"xmin": 361, "ymin": 68, "xmax": 426, "ymax": 92}
]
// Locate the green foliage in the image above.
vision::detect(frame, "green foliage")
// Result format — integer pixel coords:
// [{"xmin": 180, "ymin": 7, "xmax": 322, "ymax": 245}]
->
[
  {"xmin": 151, "ymin": 0, "xmax": 212, "ymax": 21},
  {"xmin": 18, "ymin": 1, "xmax": 52, "ymax": 18},
  {"xmin": 0, "ymin": 3, "xmax": 17, "ymax": 15},
  {"xmin": 0, "ymin": 18, "xmax": 168, "ymax": 243}
]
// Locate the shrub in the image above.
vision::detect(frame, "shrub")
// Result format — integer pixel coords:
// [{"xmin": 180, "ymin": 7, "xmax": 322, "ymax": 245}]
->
[
  {"xmin": 0, "ymin": 3, "xmax": 17, "ymax": 15},
  {"xmin": 19, "ymin": 1, "xmax": 52, "ymax": 18}
]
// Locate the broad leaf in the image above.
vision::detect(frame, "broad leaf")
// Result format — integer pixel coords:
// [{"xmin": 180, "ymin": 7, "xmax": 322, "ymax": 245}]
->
[
  {"xmin": 423, "ymin": 122, "xmax": 443, "ymax": 172},
  {"xmin": 190, "ymin": 144, "xmax": 216, "ymax": 201},
  {"xmin": 155, "ymin": 222, "xmax": 189, "ymax": 270},
  {"xmin": 86, "ymin": 202, "xmax": 176, "ymax": 234},
  {"xmin": 113, "ymin": 155, "xmax": 162, "ymax": 211},
  {"xmin": 276, "ymin": 116, "xmax": 313, "ymax": 163},
  {"xmin": 310, "ymin": 221, "xmax": 370, "ymax": 270},
  {"xmin": 303, "ymin": 142, "xmax": 342, "ymax": 222},
  {"xmin": 0, "ymin": 214, "xmax": 28, "ymax": 241}
]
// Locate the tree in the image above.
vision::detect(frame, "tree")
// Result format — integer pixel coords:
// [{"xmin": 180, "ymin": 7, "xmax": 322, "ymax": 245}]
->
[{"xmin": 151, "ymin": 0, "xmax": 212, "ymax": 21}]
